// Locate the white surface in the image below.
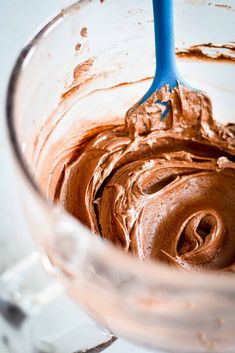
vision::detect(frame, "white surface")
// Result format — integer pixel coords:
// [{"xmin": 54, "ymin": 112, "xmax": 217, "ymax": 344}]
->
[{"xmin": 0, "ymin": 1, "xmax": 159, "ymax": 352}]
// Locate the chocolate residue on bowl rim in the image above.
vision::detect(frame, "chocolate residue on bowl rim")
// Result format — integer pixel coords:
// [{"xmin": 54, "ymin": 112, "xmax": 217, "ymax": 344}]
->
[
  {"xmin": 73, "ymin": 57, "xmax": 95, "ymax": 81},
  {"xmin": 176, "ymin": 42, "xmax": 235, "ymax": 63}
]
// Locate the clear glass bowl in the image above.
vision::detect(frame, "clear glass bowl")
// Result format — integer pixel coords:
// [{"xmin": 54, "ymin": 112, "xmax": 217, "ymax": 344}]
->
[{"xmin": 6, "ymin": 1, "xmax": 235, "ymax": 352}]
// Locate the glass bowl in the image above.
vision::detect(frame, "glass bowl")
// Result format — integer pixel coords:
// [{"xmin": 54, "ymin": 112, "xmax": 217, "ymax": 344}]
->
[{"xmin": 6, "ymin": 1, "xmax": 235, "ymax": 352}]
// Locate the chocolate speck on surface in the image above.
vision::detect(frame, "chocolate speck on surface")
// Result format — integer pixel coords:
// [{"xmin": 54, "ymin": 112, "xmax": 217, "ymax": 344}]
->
[
  {"xmin": 215, "ymin": 3, "xmax": 232, "ymax": 9},
  {"xmin": 75, "ymin": 42, "xmax": 81, "ymax": 51},
  {"xmin": 80, "ymin": 27, "xmax": 88, "ymax": 37}
]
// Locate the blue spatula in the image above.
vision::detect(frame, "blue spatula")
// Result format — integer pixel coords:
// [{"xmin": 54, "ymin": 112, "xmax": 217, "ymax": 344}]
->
[
  {"xmin": 142, "ymin": 0, "xmax": 182, "ymax": 102},
  {"xmin": 127, "ymin": 0, "xmax": 203, "ymax": 123},
  {"xmin": 125, "ymin": 0, "xmax": 213, "ymax": 141}
]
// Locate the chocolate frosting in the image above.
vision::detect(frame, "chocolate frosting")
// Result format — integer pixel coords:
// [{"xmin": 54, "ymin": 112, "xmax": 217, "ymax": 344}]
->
[{"xmin": 51, "ymin": 83, "xmax": 235, "ymax": 271}]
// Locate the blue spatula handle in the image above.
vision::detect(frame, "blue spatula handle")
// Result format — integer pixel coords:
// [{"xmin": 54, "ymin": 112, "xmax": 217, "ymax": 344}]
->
[{"xmin": 142, "ymin": 0, "xmax": 181, "ymax": 102}]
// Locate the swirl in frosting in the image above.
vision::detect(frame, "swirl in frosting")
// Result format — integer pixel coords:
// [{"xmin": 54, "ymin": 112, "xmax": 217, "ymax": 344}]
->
[{"xmin": 51, "ymin": 84, "xmax": 235, "ymax": 271}]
